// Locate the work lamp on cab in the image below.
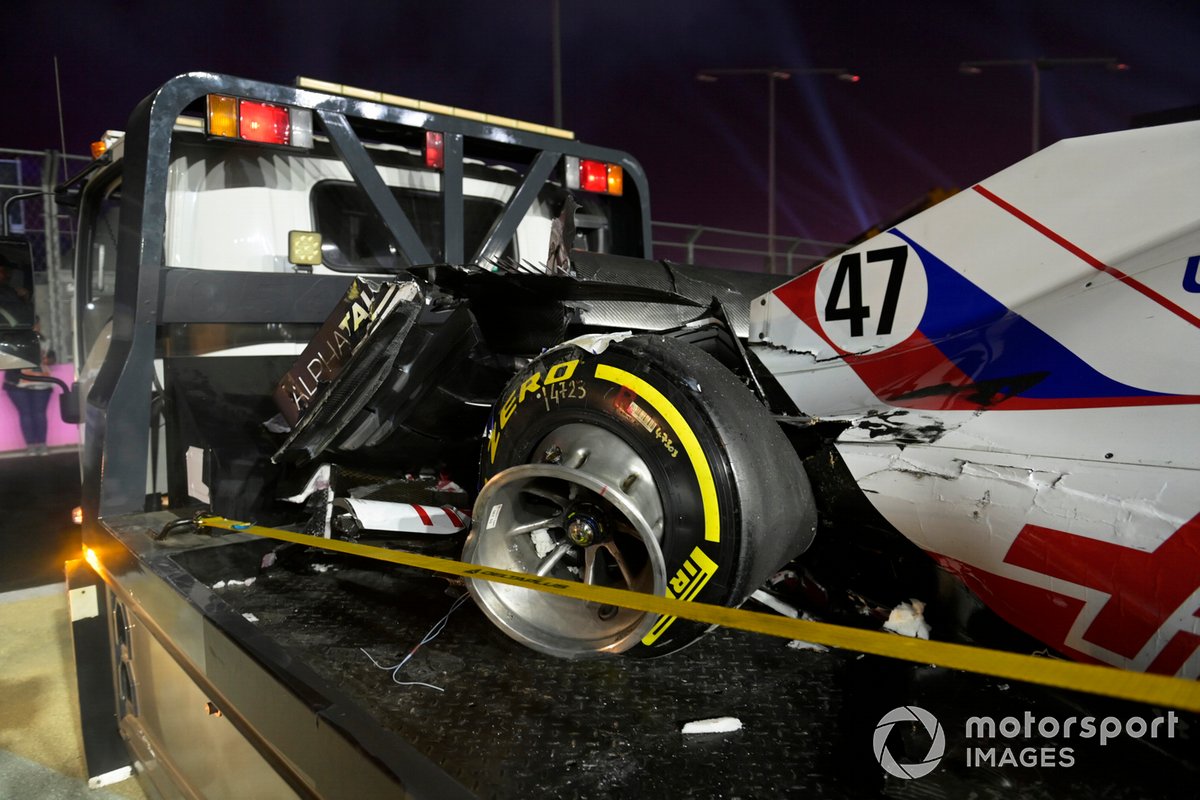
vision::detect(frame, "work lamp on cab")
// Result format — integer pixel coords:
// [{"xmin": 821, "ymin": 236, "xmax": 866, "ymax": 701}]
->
[{"xmin": 205, "ymin": 94, "xmax": 313, "ymax": 149}]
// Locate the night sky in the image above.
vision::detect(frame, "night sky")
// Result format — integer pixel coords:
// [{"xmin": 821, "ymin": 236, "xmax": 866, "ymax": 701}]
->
[{"xmin": 5, "ymin": 0, "xmax": 1199, "ymax": 249}]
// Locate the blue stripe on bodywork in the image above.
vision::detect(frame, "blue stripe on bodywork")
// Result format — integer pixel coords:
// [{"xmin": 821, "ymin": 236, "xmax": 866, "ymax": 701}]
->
[{"xmin": 891, "ymin": 229, "xmax": 1163, "ymax": 400}]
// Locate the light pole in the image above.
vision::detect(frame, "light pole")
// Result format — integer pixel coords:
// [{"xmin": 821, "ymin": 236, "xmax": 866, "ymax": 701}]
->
[
  {"xmin": 551, "ymin": 0, "xmax": 563, "ymax": 128},
  {"xmin": 697, "ymin": 67, "xmax": 859, "ymax": 273},
  {"xmin": 959, "ymin": 57, "xmax": 1130, "ymax": 154}
]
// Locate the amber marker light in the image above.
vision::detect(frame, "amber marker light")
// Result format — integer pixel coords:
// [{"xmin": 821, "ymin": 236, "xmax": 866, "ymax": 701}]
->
[
  {"xmin": 606, "ymin": 164, "xmax": 624, "ymax": 196},
  {"xmin": 207, "ymin": 94, "xmax": 239, "ymax": 138},
  {"xmin": 83, "ymin": 547, "xmax": 101, "ymax": 573}
]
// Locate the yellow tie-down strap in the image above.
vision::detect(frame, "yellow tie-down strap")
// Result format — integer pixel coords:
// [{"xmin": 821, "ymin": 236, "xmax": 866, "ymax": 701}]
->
[{"xmin": 198, "ymin": 516, "xmax": 1200, "ymax": 714}]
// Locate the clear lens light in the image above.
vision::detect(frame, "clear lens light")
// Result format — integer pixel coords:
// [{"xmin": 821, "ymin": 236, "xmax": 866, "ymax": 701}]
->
[
  {"xmin": 564, "ymin": 156, "xmax": 580, "ymax": 190},
  {"xmin": 290, "ymin": 108, "xmax": 314, "ymax": 148}
]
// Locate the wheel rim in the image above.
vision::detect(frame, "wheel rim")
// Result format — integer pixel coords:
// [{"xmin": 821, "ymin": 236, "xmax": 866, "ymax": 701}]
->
[{"xmin": 463, "ymin": 422, "xmax": 667, "ymax": 658}]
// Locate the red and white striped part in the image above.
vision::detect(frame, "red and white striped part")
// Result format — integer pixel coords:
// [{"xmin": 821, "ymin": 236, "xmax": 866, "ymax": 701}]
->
[{"xmin": 336, "ymin": 497, "xmax": 470, "ymax": 535}]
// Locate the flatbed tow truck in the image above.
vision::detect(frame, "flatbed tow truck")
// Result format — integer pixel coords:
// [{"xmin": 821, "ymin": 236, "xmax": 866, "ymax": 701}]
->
[{"xmin": 11, "ymin": 73, "xmax": 1195, "ymax": 798}]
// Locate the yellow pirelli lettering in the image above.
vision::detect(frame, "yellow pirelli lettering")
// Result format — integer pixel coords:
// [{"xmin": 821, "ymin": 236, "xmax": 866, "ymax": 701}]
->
[
  {"xmin": 519, "ymin": 373, "xmax": 541, "ymax": 403},
  {"xmin": 642, "ymin": 546, "xmax": 719, "ymax": 645},
  {"xmin": 544, "ymin": 359, "xmax": 578, "ymax": 384},
  {"xmin": 592, "ymin": 364, "xmax": 719, "ymax": 543}
]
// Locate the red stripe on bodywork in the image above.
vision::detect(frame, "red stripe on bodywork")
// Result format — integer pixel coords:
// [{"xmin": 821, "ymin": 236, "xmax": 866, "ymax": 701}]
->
[
  {"xmin": 973, "ymin": 184, "xmax": 1200, "ymax": 329},
  {"xmin": 442, "ymin": 506, "xmax": 464, "ymax": 528},
  {"xmin": 411, "ymin": 504, "xmax": 433, "ymax": 526},
  {"xmin": 929, "ymin": 514, "xmax": 1200, "ymax": 676},
  {"xmin": 930, "ymin": 551, "xmax": 1098, "ymax": 666},
  {"xmin": 1004, "ymin": 515, "xmax": 1200, "ymax": 661}
]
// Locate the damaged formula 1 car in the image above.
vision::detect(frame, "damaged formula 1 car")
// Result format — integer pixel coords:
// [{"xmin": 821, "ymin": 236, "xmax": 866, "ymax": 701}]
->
[
  {"xmin": 272, "ymin": 125, "xmax": 1200, "ymax": 676},
  {"xmin": 268, "ymin": 251, "xmax": 815, "ymax": 659},
  {"xmin": 74, "ymin": 74, "xmax": 1197, "ymax": 676},
  {"xmin": 269, "ymin": 116, "xmax": 1200, "ymax": 674}
]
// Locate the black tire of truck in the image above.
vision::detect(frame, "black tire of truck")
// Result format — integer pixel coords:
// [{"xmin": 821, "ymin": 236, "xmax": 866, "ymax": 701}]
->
[{"xmin": 465, "ymin": 333, "xmax": 818, "ymax": 658}]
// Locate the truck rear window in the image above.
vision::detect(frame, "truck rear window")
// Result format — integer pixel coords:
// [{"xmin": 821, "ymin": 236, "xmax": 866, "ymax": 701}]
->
[{"xmin": 312, "ymin": 181, "xmax": 510, "ymax": 269}]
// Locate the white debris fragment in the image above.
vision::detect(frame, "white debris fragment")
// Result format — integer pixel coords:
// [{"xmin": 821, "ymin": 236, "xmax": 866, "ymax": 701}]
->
[
  {"xmin": 243, "ymin": 612, "xmax": 259, "ymax": 623},
  {"xmin": 261, "ymin": 552, "xmax": 277, "ymax": 569},
  {"xmin": 998, "ymin": 684, "xmax": 1010, "ymax": 691},
  {"xmin": 787, "ymin": 639, "xmax": 829, "ymax": 653},
  {"xmin": 312, "ymin": 564, "xmax": 332, "ymax": 573},
  {"xmin": 750, "ymin": 589, "xmax": 799, "ymax": 618},
  {"xmin": 682, "ymin": 717, "xmax": 742, "ymax": 735},
  {"xmin": 217, "ymin": 577, "xmax": 258, "ymax": 588},
  {"xmin": 530, "ymin": 528, "xmax": 556, "ymax": 559},
  {"xmin": 212, "ymin": 580, "xmax": 226, "ymax": 589},
  {"xmin": 883, "ymin": 599, "xmax": 931, "ymax": 640},
  {"xmin": 552, "ymin": 331, "xmax": 634, "ymax": 355}
]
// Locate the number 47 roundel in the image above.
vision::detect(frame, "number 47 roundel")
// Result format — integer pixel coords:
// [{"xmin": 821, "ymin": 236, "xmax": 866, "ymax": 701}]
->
[{"xmin": 816, "ymin": 234, "xmax": 929, "ymax": 353}]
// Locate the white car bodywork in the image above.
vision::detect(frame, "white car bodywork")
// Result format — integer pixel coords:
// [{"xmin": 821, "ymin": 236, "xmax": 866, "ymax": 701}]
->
[{"xmin": 751, "ymin": 121, "xmax": 1200, "ymax": 677}]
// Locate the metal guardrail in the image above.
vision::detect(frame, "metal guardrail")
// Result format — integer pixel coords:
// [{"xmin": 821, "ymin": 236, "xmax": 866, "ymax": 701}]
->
[{"xmin": 651, "ymin": 220, "xmax": 845, "ymax": 275}]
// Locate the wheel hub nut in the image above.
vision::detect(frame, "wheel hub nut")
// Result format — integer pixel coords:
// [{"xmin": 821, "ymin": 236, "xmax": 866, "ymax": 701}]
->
[{"xmin": 566, "ymin": 515, "xmax": 599, "ymax": 546}]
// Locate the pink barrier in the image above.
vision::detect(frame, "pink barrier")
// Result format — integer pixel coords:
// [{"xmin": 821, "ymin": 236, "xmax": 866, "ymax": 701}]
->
[{"xmin": 0, "ymin": 363, "xmax": 80, "ymax": 452}]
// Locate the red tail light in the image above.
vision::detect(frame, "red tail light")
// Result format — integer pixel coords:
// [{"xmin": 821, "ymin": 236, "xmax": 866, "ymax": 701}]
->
[
  {"xmin": 239, "ymin": 101, "xmax": 291, "ymax": 145},
  {"xmin": 581, "ymin": 159, "xmax": 608, "ymax": 193},
  {"xmin": 425, "ymin": 131, "xmax": 444, "ymax": 169}
]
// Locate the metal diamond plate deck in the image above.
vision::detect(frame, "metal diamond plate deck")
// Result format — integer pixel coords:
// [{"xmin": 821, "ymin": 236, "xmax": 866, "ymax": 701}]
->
[{"xmin": 172, "ymin": 540, "xmax": 1197, "ymax": 799}]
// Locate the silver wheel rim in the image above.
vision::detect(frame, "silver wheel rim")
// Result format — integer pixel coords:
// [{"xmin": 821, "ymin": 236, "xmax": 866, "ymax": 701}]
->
[{"xmin": 463, "ymin": 423, "xmax": 667, "ymax": 658}]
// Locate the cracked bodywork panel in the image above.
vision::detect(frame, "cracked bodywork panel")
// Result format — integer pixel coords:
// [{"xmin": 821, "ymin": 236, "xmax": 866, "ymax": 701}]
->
[{"xmin": 748, "ymin": 122, "xmax": 1200, "ymax": 676}]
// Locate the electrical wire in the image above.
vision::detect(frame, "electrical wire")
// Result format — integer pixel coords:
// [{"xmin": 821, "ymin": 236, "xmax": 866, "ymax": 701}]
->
[{"xmin": 361, "ymin": 592, "xmax": 471, "ymax": 691}]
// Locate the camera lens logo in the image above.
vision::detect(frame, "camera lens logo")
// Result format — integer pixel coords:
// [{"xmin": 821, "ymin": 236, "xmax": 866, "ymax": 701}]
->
[{"xmin": 873, "ymin": 706, "xmax": 946, "ymax": 780}]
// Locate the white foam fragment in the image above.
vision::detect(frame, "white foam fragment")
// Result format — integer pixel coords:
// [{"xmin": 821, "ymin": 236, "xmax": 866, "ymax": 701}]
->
[
  {"xmin": 243, "ymin": 613, "xmax": 259, "ymax": 623},
  {"xmin": 883, "ymin": 599, "xmax": 931, "ymax": 639},
  {"xmin": 787, "ymin": 639, "xmax": 829, "ymax": 653},
  {"xmin": 750, "ymin": 589, "xmax": 799, "ymax": 618},
  {"xmin": 212, "ymin": 580, "xmax": 226, "ymax": 589},
  {"xmin": 530, "ymin": 528, "xmax": 556, "ymax": 558},
  {"xmin": 312, "ymin": 564, "xmax": 332, "ymax": 573},
  {"xmin": 682, "ymin": 717, "xmax": 742, "ymax": 735}
]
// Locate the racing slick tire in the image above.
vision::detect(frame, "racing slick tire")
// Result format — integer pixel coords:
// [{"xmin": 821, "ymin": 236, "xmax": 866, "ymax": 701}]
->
[{"xmin": 462, "ymin": 333, "xmax": 817, "ymax": 658}]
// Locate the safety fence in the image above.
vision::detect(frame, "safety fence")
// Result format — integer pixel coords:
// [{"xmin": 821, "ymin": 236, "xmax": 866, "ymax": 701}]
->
[
  {"xmin": 1, "ymin": 148, "xmax": 89, "ymax": 365},
  {"xmin": 651, "ymin": 220, "xmax": 844, "ymax": 275}
]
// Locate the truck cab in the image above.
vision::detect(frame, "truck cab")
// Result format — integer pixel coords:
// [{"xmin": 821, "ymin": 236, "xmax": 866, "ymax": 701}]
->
[{"xmin": 70, "ymin": 74, "xmax": 655, "ymax": 514}]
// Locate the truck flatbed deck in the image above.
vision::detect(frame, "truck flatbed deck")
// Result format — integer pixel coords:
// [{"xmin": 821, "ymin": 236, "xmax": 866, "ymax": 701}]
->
[{"xmin": 90, "ymin": 512, "xmax": 1198, "ymax": 799}]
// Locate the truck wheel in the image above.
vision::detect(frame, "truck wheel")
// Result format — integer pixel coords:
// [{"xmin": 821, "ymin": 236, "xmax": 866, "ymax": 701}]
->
[{"xmin": 463, "ymin": 334, "xmax": 817, "ymax": 658}]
